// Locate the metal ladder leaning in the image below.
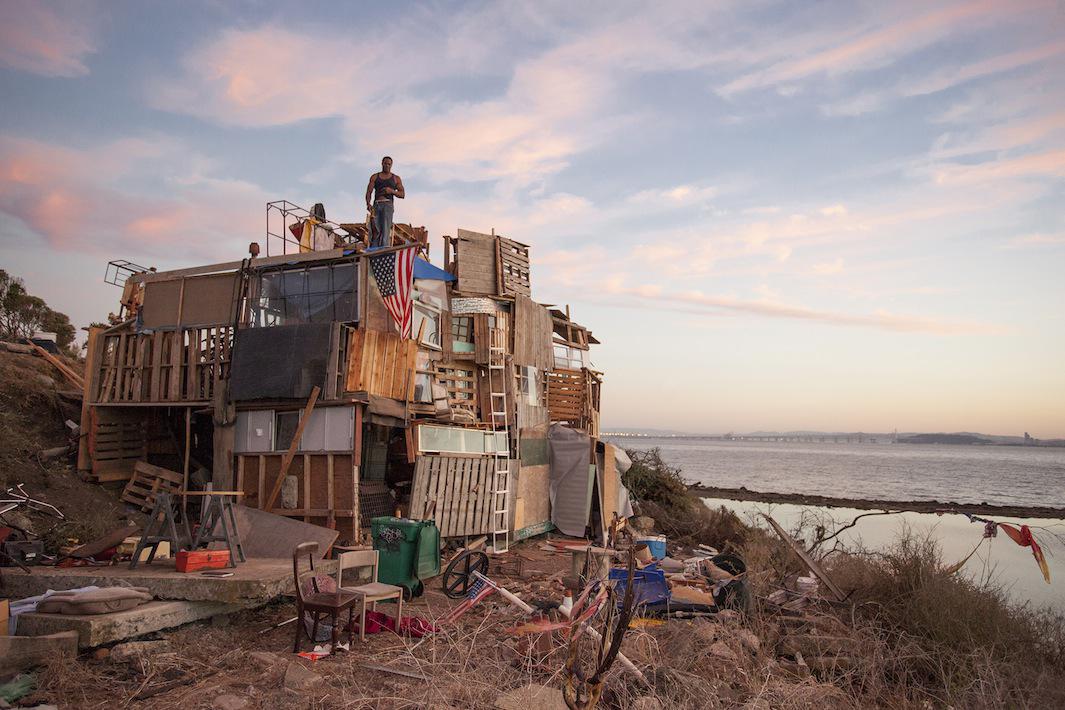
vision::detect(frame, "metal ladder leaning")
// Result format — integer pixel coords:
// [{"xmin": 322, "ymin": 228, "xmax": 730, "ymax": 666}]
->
[{"xmin": 486, "ymin": 326, "xmax": 511, "ymax": 554}]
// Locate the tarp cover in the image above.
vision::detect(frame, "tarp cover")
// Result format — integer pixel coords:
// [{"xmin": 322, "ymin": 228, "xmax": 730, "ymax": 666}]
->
[
  {"xmin": 230, "ymin": 323, "xmax": 331, "ymax": 400},
  {"xmin": 413, "ymin": 257, "xmax": 456, "ymax": 282},
  {"xmin": 548, "ymin": 424, "xmax": 593, "ymax": 536}
]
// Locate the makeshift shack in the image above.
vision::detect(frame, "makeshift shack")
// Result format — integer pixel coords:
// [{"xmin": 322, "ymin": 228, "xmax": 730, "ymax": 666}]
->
[{"xmin": 79, "ymin": 202, "xmax": 625, "ymax": 552}]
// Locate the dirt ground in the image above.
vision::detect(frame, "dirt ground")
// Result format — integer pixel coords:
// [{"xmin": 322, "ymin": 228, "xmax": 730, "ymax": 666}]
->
[{"xmin": 20, "ymin": 539, "xmax": 858, "ymax": 710}]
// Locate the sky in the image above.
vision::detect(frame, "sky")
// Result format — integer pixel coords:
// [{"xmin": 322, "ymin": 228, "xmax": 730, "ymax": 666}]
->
[{"xmin": 0, "ymin": 0, "xmax": 1063, "ymax": 437}]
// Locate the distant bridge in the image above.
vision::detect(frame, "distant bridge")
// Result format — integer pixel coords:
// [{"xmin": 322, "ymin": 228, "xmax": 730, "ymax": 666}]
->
[{"xmin": 728, "ymin": 434, "xmax": 887, "ymax": 444}]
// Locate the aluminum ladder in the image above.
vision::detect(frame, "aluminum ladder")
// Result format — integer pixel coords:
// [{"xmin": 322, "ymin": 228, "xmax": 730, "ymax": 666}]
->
[{"xmin": 486, "ymin": 326, "xmax": 511, "ymax": 553}]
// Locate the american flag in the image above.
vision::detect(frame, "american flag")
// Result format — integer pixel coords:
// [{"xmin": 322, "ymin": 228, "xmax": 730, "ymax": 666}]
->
[{"xmin": 370, "ymin": 246, "xmax": 417, "ymax": 337}]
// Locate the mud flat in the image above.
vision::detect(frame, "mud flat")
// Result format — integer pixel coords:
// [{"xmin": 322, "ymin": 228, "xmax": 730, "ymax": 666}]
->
[{"xmin": 689, "ymin": 484, "xmax": 1065, "ymax": 519}]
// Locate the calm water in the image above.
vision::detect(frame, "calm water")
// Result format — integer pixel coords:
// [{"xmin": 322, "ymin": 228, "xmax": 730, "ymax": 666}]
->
[
  {"xmin": 608, "ymin": 438, "xmax": 1065, "ymax": 508},
  {"xmin": 607, "ymin": 437, "xmax": 1065, "ymax": 609}
]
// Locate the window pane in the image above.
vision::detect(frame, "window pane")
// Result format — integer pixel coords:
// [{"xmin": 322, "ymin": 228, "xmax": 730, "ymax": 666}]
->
[
  {"xmin": 275, "ymin": 412, "xmax": 300, "ymax": 450},
  {"xmin": 414, "ymin": 304, "xmax": 440, "ymax": 349}
]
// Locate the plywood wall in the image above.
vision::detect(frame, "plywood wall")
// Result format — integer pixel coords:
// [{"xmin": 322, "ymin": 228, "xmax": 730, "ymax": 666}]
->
[{"xmin": 345, "ymin": 329, "xmax": 417, "ymax": 400}]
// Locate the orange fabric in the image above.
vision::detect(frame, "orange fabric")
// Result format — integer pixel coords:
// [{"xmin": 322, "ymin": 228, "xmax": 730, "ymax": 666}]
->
[{"xmin": 999, "ymin": 523, "xmax": 1051, "ymax": 584}]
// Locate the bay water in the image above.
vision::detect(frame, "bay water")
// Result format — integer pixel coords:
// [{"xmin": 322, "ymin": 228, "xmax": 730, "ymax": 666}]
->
[{"xmin": 607, "ymin": 437, "xmax": 1065, "ymax": 609}]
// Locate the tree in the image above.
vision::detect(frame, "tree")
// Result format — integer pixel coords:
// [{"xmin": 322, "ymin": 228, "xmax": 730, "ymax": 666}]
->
[{"xmin": 0, "ymin": 270, "xmax": 77, "ymax": 350}]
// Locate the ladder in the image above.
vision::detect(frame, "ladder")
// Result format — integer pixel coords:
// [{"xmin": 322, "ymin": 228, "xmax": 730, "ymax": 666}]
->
[{"xmin": 486, "ymin": 326, "xmax": 511, "ymax": 554}]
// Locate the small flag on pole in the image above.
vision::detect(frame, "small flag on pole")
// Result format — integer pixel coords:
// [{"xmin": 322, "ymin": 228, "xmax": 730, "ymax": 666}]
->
[{"xmin": 369, "ymin": 246, "xmax": 417, "ymax": 337}]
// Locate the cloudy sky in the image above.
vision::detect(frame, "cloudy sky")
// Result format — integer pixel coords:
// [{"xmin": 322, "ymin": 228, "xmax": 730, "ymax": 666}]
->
[{"xmin": 1, "ymin": 1, "xmax": 1062, "ymax": 436}]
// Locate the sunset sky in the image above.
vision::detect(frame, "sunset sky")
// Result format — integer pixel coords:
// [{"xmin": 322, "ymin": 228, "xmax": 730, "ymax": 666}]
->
[{"xmin": 1, "ymin": 1, "xmax": 1062, "ymax": 436}]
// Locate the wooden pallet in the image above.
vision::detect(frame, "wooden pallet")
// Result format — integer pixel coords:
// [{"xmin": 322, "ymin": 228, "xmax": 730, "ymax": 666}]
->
[
  {"xmin": 89, "ymin": 420, "xmax": 147, "ymax": 482},
  {"xmin": 409, "ymin": 455, "xmax": 512, "ymax": 538},
  {"xmin": 95, "ymin": 326, "xmax": 232, "ymax": 404},
  {"xmin": 121, "ymin": 461, "xmax": 184, "ymax": 513}
]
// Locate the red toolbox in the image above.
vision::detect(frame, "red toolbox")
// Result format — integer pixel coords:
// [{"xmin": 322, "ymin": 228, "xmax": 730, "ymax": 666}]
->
[{"xmin": 175, "ymin": 549, "xmax": 231, "ymax": 573}]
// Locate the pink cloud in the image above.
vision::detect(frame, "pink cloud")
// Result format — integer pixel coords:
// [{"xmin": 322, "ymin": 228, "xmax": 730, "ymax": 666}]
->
[
  {"xmin": 722, "ymin": 1, "xmax": 1023, "ymax": 94},
  {"xmin": 598, "ymin": 284, "xmax": 1000, "ymax": 335},
  {"xmin": 0, "ymin": 137, "xmax": 265, "ymax": 262},
  {"xmin": 0, "ymin": 1, "xmax": 99, "ymax": 77}
]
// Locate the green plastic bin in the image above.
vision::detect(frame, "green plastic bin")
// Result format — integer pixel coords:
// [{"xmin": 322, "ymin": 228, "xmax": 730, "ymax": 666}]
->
[{"xmin": 371, "ymin": 517, "xmax": 440, "ymax": 598}]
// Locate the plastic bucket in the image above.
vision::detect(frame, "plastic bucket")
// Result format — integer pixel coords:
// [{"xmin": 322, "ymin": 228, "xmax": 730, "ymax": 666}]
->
[{"xmin": 637, "ymin": 535, "xmax": 667, "ymax": 560}]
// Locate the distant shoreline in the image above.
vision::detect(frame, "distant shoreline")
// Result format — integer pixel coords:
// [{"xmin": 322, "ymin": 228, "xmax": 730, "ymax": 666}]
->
[{"xmin": 689, "ymin": 484, "xmax": 1065, "ymax": 519}]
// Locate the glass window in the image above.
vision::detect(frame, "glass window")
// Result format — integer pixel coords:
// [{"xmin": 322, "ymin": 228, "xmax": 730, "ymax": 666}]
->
[
  {"xmin": 249, "ymin": 262, "xmax": 358, "ymax": 327},
  {"xmin": 451, "ymin": 316, "xmax": 472, "ymax": 343},
  {"xmin": 553, "ymin": 344, "xmax": 585, "ymax": 370},
  {"xmin": 274, "ymin": 411, "xmax": 300, "ymax": 450},
  {"xmin": 439, "ymin": 366, "xmax": 475, "ymax": 401},
  {"xmin": 413, "ymin": 302, "xmax": 441, "ymax": 349}
]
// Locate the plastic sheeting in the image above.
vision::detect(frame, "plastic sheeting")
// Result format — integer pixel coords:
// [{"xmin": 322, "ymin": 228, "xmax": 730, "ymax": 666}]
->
[
  {"xmin": 548, "ymin": 424, "xmax": 593, "ymax": 536},
  {"xmin": 230, "ymin": 323, "xmax": 331, "ymax": 401}
]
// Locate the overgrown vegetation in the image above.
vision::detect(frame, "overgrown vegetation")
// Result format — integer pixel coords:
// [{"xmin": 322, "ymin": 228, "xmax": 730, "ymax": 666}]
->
[
  {"xmin": 829, "ymin": 533, "xmax": 1065, "ymax": 707},
  {"xmin": 622, "ymin": 446, "xmax": 1065, "ymax": 708},
  {"xmin": 622, "ymin": 447, "xmax": 751, "ymax": 551}
]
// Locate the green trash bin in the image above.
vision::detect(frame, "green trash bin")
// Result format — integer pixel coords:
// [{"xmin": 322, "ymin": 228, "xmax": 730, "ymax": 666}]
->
[{"xmin": 371, "ymin": 516, "xmax": 440, "ymax": 598}]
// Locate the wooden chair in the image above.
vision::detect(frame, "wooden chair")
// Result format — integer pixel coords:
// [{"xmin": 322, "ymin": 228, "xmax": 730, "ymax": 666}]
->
[
  {"xmin": 338, "ymin": 550, "xmax": 404, "ymax": 641},
  {"xmin": 292, "ymin": 541, "xmax": 358, "ymax": 654}
]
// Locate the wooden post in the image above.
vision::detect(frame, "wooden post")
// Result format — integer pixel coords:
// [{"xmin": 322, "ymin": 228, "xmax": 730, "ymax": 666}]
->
[
  {"xmin": 353, "ymin": 402, "xmax": 363, "ymax": 541},
  {"xmin": 77, "ymin": 327, "xmax": 102, "ymax": 474},
  {"xmin": 263, "ymin": 386, "xmax": 321, "ymax": 510},
  {"xmin": 212, "ymin": 380, "xmax": 236, "ymax": 491},
  {"xmin": 182, "ymin": 407, "xmax": 192, "ymax": 518}
]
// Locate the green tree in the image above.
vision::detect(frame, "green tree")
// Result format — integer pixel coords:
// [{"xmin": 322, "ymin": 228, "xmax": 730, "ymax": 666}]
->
[{"xmin": 0, "ymin": 270, "xmax": 77, "ymax": 349}]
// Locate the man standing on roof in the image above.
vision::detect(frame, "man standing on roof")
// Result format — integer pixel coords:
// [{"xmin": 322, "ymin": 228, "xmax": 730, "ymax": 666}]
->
[{"xmin": 365, "ymin": 156, "xmax": 405, "ymax": 249}]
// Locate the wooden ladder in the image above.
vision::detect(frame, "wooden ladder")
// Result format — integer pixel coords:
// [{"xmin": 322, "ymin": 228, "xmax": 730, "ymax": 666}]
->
[{"xmin": 486, "ymin": 326, "xmax": 511, "ymax": 554}]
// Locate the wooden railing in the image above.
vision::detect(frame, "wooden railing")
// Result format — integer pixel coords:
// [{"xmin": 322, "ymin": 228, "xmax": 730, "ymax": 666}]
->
[{"xmin": 94, "ymin": 326, "xmax": 233, "ymax": 404}]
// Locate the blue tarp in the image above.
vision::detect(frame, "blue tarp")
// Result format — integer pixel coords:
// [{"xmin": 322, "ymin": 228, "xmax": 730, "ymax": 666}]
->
[{"xmin": 413, "ymin": 257, "xmax": 456, "ymax": 282}]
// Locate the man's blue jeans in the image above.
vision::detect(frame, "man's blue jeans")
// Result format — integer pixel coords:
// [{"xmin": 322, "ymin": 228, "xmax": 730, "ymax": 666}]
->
[{"xmin": 372, "ymin": 201, "xmax": 393, "ymax": 248}]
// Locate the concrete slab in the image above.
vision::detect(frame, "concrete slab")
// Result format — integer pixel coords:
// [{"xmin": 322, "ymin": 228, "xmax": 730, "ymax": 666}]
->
[
  {"xmin": 0, "ymin": 558, "xmax": 333, "ymax": 603},
  {"xmin": 16, "ymin": 600, "xmax": 255, "ymax": 648}
]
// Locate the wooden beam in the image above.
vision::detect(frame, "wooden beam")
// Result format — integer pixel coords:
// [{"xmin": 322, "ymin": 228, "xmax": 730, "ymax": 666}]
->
[
  {"xmin": 31, "ymin": 344, "xmax": 84, "ymax": 389},
  {"xmin": 763, "ymin": 514, "xmax": 846, "ymax": 601},
  {"xmin": 182, "ymin": 407, "xmax": 192, "ymax": 516},
  {"xmin": 263, "ymin": 386, "xmax": 320, "ymax": 510},
  {"xmin": 77, "ymin": 327, "xmax": 102, "ymax": 472}
]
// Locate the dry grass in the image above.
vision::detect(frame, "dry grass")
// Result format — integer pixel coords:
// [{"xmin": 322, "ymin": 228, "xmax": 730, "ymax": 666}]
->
[{"xmin": 827, "ymin": 531, "xmax": 1065, "ymax": 708}]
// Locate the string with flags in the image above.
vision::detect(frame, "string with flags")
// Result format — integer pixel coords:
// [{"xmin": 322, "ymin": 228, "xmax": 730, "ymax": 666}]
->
[{"xmin": 369, "ymin": 246, "xmax": 417, "ymax": 338}]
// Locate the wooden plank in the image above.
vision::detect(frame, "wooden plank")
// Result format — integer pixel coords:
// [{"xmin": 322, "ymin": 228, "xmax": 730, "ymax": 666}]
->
[
  {"xmin": 326, "ymin": 324, "xmax": 341, "ymax": 400},
  {"xmin": 168, "ymin": 331, "xmax": 182, "ymax": 400},
  {"xmin": 410, "ymin": 457, "xmax": 428, "ymax": 517},
  {"xmin": 482, "ymin": 458, "xmax": 494, "ymax": 535},
  {"xmin": 257, "ymin": 455, "xmax": 266, "ymax": 509},
  {"xmin": 303, "ymin": 453, "xmax": 311, "ymax": 522},
  {"xmin": 763, "ymin": 514, "xmax": 846, "ymax": 601},
  {"xmin": 326, "ymin": 454, "xmax": 335, "ymax": 514},
  {"xmin": 263, "ymin": 386, "xmax": 321, "ymax": 510}
]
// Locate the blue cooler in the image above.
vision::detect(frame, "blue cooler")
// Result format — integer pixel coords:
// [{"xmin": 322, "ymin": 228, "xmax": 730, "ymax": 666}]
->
[{"xmin": 638, "ymin": 535, "xmax": 667, "ymax": 560}]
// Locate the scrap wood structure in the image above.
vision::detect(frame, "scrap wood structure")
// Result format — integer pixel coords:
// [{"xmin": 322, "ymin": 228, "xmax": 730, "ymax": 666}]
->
[{"xmin": 79, "ymin": 203, "xmax": 627, "ymax": 552}]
